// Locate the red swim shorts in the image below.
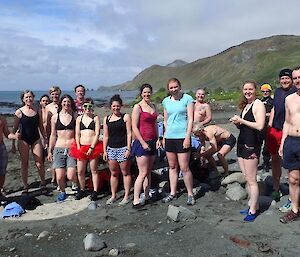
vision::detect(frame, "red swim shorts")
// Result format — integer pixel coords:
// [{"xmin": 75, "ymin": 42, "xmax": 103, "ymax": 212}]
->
[{"xmin": 266, "ymin": 127, "xmax": 282, "ymax": 155}]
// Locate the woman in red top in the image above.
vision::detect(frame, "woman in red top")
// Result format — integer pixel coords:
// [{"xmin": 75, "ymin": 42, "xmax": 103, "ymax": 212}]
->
[{"xmin": 131, "ymin": 84, "xmax": 161, "ymax": 208}]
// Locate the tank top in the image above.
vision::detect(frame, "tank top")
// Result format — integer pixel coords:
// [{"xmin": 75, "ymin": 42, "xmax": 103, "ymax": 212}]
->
[
  {"xmin": 106, "ymin": 113, "xmax": 127, "ymax": 148},
  {"xmin": 20, "ymin": 110, "xmax": 40, "ymax": 145},
  {"xmin": 138, "ymin": 105, "xmax": 157, "ymax": 141},
  {"xmin": 80, "ymin": 116, "xmax": 95, "ymax": 131},
  {"xmin": 55, "ymin": 113, "xmax": 76, "ymax": 130},
  {"xmin": 237, "ymin": 102, "xmax": 262, "ymax": 146}
]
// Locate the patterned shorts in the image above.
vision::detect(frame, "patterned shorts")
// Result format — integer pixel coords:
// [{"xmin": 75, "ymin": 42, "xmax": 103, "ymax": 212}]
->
[
  {"xmin": 0, "ymin": 143, "xmax": 8, "ymax": 176},
  {"xmin": 107, "ymin": 146, "xmax": 127, "ymax": 163}
]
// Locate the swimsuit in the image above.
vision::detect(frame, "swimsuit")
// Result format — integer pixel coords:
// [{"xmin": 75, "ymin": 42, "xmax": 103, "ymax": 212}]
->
[
  {"xmin": 55, "ymin": 113, "xmax": 75, "ymax": 130},
  {"xmin": 19, "ymin": 110, "xmax": 40, "ymax": 145},
  {"xmin": 79, "ymin": 116, "xmax": 95, "ymax": 131}
]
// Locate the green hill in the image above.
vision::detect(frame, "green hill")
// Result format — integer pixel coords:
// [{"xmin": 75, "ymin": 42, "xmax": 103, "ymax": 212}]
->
[{"xmin": 115, "ymin": 35, "xmax": 300, "ymax": 91}]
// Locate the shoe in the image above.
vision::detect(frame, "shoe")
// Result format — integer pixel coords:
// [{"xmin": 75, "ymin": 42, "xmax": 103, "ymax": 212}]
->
[
  {"xmin": 71, "ymin": 183, "xmax": 78, "ymax": 191},
  {"xmin": 75, "ymin": 190, "xmax": 85, "ymax": 200},
  {"xmin": 279, "ymin": 198, "xmax": 292, "ymax": 213},
  {"xmin": 106, "ymin": 197, "xmax": 116, "ymax": 205},
  {"xmin": 280, "ymin": 210, "xmax": 300, "ymax": 223},
  {"xmin": 240, "ymin": 208, "xmax": 250, "ymax": 215},
  {"xmin": 243, "ymin": 212, "xmax": 257, "ymax": 222},
  {"xmin": 132, "ymin": 203, "xmax": 143, "ymax": 209},
  {"xmin": 21, "ymin": 187, "xmax": 29, "ymax": 195},
  {"xmin": 57, "ymin": 192, "xmax": 67, "ymax": 202},
  {"xmin": 90, "ymin": 191, "xmax": 98, "ymax": 201},
  {"xmin": 187, "ymin": 195, "xmax": 195, "ymax": 206},
  {"xmin": 39, "ymin": 183, "xmax": 47, "ymax": 194},
  {"xmin": 118, "ymin": 198, "xmax": 130, "ymax": 206},
  {"xmin": 162, "ymin": 194, "xmax": 176, "ymax": 203},
  {"xmin": 271, "ymin": 191, "xmax": 281, "ymax": 202}
]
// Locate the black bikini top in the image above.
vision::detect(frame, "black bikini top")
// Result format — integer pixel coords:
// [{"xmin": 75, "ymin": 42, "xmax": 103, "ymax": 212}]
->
[
  {"xmin": 80, "ymin": 116, "xmax": 96, "ymax": 131},
  {"xmin": 56, "ymin": 113, "xmax": 75, "ymax": 130}
]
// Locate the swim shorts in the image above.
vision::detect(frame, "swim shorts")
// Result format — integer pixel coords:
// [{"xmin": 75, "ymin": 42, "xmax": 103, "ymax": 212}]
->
[
  {"xmin": 165, "ymin": 138, "xmax": 190, "ymax": 153},
  {"xmin": 53, "ymin": 147, "xmax": 77, "ymax": 169},
  {"xmin": 266, "ymin": 126, "xmax": 282, "ymax": 155},
  {"xmin": 237, "ymin": 144, "xmax": 261, "ymax": 160},
  {"xmin": 106, "ymin": 146, "xmax": 128, "ymax": 163},
  {"xmin": 283, "ymin": 136, "xmax": 300, "ymax": 171},
  {"xmin": 131, "ymin": 139, "xmax": 157, "ymax": 157},
  {"xmin": 218, "ymin": 134, "xmax": 236, "ymax": 149}
]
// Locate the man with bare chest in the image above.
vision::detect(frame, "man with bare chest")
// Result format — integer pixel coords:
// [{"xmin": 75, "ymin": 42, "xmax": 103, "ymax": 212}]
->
[
  {"xmin": 194, "ymin": 89, "xmax": 212, "ymax": 125},
  {"xmin": 279, "ymin": 67, "xmax": 300, "ymax": 223}
]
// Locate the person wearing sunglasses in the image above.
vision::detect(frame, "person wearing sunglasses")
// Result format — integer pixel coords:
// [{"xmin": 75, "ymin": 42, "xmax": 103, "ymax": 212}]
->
[
  {"xmin": 103, "ymin": 94, "xmax": 132, "ymax": 206},
  {"xmin": 70, "ymin": 98, "xmax": 103, "ymax": 201},
  {"xmin": 259, "ymin": 84, "xmax": 274, "ymax": 173}
]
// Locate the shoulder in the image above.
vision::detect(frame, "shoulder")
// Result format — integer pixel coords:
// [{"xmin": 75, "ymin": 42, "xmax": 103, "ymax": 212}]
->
[
  {"xmin": 286, "ymin": 92, "xmax": 297, "ymax": 102},
  {"xmin": 253, "ymin": 99, "xmax": 265, "ymax": 109},
  {"xmin": 183, "ymin": 93, "xmax": 194, "ymax": 104}
]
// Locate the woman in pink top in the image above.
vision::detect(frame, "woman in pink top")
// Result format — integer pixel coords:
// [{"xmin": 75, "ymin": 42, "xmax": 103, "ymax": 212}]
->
[{"xmin": 131, "ymin": 84, "xmax": 161, "ymax": 208}]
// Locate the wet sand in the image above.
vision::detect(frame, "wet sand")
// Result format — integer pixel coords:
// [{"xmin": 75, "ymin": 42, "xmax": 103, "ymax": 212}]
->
[{"xmin": 0, "ymin": 108, "xmax": 297, "ymax": 257}]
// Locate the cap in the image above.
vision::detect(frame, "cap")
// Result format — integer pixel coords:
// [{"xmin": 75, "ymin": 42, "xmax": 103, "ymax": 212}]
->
[
  {"xmin": 279, "ymin": 68, "xmax": 293, "ymax": 79},
  {"xmin": 260, "ymin": 84, "xmax": 272, "ymax": 91}
]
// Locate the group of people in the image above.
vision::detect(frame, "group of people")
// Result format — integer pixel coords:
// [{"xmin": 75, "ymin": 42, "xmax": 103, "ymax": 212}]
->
[{"xmin": 0, "ymin": 67, "xmax": 300, "ymax": 224}]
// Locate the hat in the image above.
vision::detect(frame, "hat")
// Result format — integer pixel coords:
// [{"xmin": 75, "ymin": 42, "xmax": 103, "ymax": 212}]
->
[
  {"xmin": 260, "ymin": 84, "xmax": 272, "ymax": 91},
  {"xmin": 279, "ymin": 68, "xmax": 293, "ymax": 79},
  {"xmin": 2, "ymin": 202, "xmax": 25, "ymax": 219}
]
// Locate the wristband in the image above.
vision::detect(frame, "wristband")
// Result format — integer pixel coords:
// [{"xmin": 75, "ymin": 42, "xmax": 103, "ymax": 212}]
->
[{"xmin": 89, "ymin": 146, "xmax": 94, "ymax": 150}]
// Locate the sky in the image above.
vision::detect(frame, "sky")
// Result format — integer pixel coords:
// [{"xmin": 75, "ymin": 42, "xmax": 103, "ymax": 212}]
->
[{"xmin": 0, "ymin": 0, "xmax": 299, "ymax": 91}]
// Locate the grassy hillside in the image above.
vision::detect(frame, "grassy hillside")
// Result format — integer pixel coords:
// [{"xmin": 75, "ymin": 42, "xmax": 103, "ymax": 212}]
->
[{"xmin": 116, "ymin": 35, "xmax": 300, "ymax": 91}]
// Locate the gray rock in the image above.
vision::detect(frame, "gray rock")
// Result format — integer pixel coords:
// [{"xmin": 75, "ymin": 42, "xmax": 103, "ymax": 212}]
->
[
  {"xmin": 226, "ymin": 182, "xmax": 241, "ymax": 189},
  {"xmin": 109, "ymin": 248, "xmax": 119, "ymax": 256},
  {"xmin": 167, "ymin": 205, "xmax": 196, "ymax": 222},
  {"xmin": 221, "ymin": 172, "xmax": 246, "ymax": 185},
  {"xmin": 125, "ymin": 243, "xmax": 136, "ymax": 248},
  {"xmin": 24, "ymin": 233, "xmax": 33, "ymax": 237},
  {"xmin": 87, "ymin": 201, "xmax": 97, "ymax": 210},
  {"xmin": 84, "ymin": 233, "xmax": 106, "ymax": 251},
  {"xmin": 37, "ymin": 231, "xmax": 49, "ymax": 240},
  {"xmin": 226, "ymin": 184, "xmax": 247, "ymax": 201}
]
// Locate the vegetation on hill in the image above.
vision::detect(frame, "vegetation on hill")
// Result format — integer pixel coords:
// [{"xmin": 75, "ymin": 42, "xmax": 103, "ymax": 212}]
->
[{"xmin": 115, "ymin": 35, "xmax": 300, "ymax": 92}]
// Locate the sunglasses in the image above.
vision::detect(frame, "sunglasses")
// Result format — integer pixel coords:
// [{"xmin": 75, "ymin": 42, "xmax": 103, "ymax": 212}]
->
[
  {"xmin": 83, "ymin": 103, "xmax": 94, "ymax": 109},
  {"xmin": 261, "ymin": 91, "xmax": 270, "ymax": 93}
]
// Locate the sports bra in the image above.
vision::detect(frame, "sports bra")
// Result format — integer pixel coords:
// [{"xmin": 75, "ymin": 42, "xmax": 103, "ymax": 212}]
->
[
  {"xmin": 80, "ymin": 116, "xmax": 96, "ymax": 131},
  {"xmin": 56, "ymin": 113, "xmax": 76, "ymax": 130}
]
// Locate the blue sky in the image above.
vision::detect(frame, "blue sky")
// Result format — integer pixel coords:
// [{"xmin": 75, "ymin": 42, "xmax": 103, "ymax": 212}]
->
[{"xmin": 0, "ymin": 0, "xmax": 299, "ymax": 90}]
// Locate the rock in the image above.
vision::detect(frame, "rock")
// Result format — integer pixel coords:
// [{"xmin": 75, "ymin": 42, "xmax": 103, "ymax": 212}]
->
[
  {"xmin": 125, "ymin": 243, "xmax": 136, "ymax": 248},
  {"xmin": 109, "ymin": 248, "xmax": 119, "ymax": 256},
  {"xmin": 24, "ymin": 233, "xmax": 33, "ymax": 237},
  {"xmin": 221, "ymin": 172, "xmax": 246, "ymax": 185},
  {"xmin": 83, "ymin": 233, "xmax": 106, "ymax": 251},
  {"xmin": 37, "ymin": 231, "xmax": 49, "ymax": 240},
  {"xmin": 226, "ymin": 185, "xmax": 247, "ymax": 201},
  {"xmin": 226, "ymin": 182, "xmax": 241, "ymax": 189},
  {"xmin": 167, "ymin": 205, "xmax": 196, "ymax": 222},
  {"xmin": 87, "ymin": 202, "xmax": 97, "ymax": 210},
  {"xmin": 9, "ymin": 247, "xmax": 16, "ymax": 252}
]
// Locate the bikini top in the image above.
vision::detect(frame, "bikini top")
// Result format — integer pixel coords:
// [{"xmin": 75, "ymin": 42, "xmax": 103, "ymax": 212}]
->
[
  {"xmin": 56, "ymin": 113, "xmax": 76, "ymax": 130},
  {"xmin": 80, "ymin": 116, "xmax": 96, "ymax": 131}
]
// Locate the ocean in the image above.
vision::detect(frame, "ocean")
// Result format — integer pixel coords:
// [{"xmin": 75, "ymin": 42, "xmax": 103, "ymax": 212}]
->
[{"xmin": 0, "ymin": 90, "xmax": 138, "ymax": 114}]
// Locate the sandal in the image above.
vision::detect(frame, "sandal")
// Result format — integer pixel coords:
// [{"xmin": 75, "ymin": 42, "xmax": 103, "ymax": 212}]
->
[
  {"xmin": 106, "ymin": 197, "xmax": 116, "ymax": 205},
  {"xmin": 280, "ymin": 210, "xmax": 300, "ymax": 223},
  {"xmin": 162, "ymin": 194, "xmax": 176, "ymax": 203},
  {"xmin": 21, "ymin": 187, "xmax": 29, "ymax": 195},
  {"xmin": 40, "ymin": 183, "xmax": 48, "ymax": 194}
]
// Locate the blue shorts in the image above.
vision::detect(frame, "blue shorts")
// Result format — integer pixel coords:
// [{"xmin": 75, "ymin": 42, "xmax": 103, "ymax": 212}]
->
[
  {"xmin": 131, "ymin": 139, "xmax": 157, "ymax": 157},
  {"xmin": 0, "ymin": 143, "xmax": 8, "ymax": 176},
  {"xmin": 53, "ymin": 147, "xmax": 77, "ymax": 169},
  {"xmin": 283, "ymin": 136, "xmax": 300, "ymax": 171},
  {"xmin": 107, "ymin": 146, "xmax": 128, "ymax": 163}
]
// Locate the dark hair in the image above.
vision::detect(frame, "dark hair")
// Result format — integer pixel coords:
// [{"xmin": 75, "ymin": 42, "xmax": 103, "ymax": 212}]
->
[
  {"xmin": 167, "ymin": 78, "xmax": 181, "ymax": 89},
  {"xmin": 84, "ymin": 97, "xmax": 94, "ymax": 104},
  {"xmin": 20, "ymin": 90, "xmax": 35, "ymax": 105},
  {"xmin": 39, "ymin": 94, "xmax": 50, "ymax": 102},
  {"xmin": 74, "ymin": 84, "xmax": 86, "ymax": 93},
  {"xmin": 109, "ymin": 94, "xmax": 123, "ymax": 106},
  {"xmin": 140, "ymin": 83, "xmax": 153, "ymax": 95},
  {"xmin": 238, "ymin": 80, "xmax": 257, "ymax": 110},
  {"xmin": 58, "ymin": 94, "xmax": 77, "ymax": 113}
]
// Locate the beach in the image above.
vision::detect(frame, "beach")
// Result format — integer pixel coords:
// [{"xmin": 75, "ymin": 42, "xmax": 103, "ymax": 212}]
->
[{"xmin": 0, "ymin": 107, "xmax": 297, "ymax": 257}]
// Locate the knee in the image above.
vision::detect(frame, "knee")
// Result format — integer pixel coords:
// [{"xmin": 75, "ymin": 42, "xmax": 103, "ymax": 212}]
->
[
  {"xmin": 36, "ymin": 162, "xmax": 44, "ymax": 171},
  {"xmin": 110, "ymin": 171, "xmax": 119, "ymax": 178},
  {"xmin": 289, "ymin": 175, "xmax": 300, "ymax": 185}
]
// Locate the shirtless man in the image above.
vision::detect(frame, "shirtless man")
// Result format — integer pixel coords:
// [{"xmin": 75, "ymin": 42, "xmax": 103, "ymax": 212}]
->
[
  {"xmin": 45, "ymin": 86, "xmax": 61, "ymax": 186},
  {"xmin": 192, "ymin": 122, "xmax": 236, "ymax": 176},
  {"xmin": 74, "ymin": 84, "xmax": 86, "ymax": 115},
  {"xmin": 279, "ymin": 67, "xmax": 300, "ymax": 223},
  {"xmin": 0, "ymin": 116, "xmax": 12, "ymax": 197},
  {"xmin": 194, "ymin": 89, "xmax": 212, "ymax": 125}
]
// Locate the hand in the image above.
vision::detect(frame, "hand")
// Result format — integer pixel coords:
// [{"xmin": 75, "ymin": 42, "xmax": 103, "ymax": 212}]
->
[
  {"xmin": 162, "ymin": 138, "xmax": 165, "ymax": 149},
  {"xmin": 142, "ymin": 142, "xmax": 150, "ymax": 151},
  {"xmin": 86, "ymin": 148, "xmax": 93, "ymax": 156},
  {"xmin": 47, "ymin": 152, "xmax": 53, "ymax": 162},
  {"xmin": 278, "ymin": 144, "xmax": 283, "ymax": 157},
  {"xmin": 103, "ymin": 152, "xmax": 108, "ymax": 162},
  {"xmin": 124, "ymin": 149, "xmax": 131, "ymax": 158},
  {"xmin": 156, "ymin": 139, "xmax": 162, "ymax": 149},
  {"xmin": 183, "ymin": 137, "xmax": 190, "ymax": 149},
  {"xmin": 15, "ymin": 132, "xmax": 21, "ymax": 140}
]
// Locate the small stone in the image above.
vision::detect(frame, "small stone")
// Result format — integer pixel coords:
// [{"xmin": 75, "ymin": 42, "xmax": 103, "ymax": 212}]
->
[
  {"xmin": 24, "ymin": 233, "xmax": 33, "ymax": 237},
  {"xmin": 87, "ymin": 202, "xmax": 97, "ymax": 210},
  {"xmin": 9, "ymin": 247, "xmax": 16, "ymax": 252},
  {"xmin": 226, "ymin": 184, "xmax": 247, "ymax": 201},
  {"xmin": 37, "ymin": 231, "xmax": 49, "ymax": 240},
  {"xmin": 84, "ymin": 233, "xmax": 106, "ymax": 251},
  {"xmin": 125, "ymin": 243, "xmax": 136, "ymax": 248},
  {"xmin": 109, "ymin": 248, "xmax": 119, "ymax": 256}
]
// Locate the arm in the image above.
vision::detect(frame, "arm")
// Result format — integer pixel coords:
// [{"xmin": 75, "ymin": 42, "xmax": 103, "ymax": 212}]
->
[
  {"xmin": 200, "ymin": 131, "xmax": 218, "ymax": 158},
  {"xmin": 75, "ymin": 116, "xmax": 81, "ymax": 149},
  {"xmin": 279, "ymin": 101, "xmax": 290, "ymax": 157},
  {"xmin": 45, "ymin": 106, "xmax": 52, "ymax": 138},
  {"xmin": 131, "ymin": 104, "xmax": 148, "ymax": 150},
  {"xmin": 47, "ymin": 114, "xmax": 57, "ymax": 162},
  {"xmin": 201, "ymin": 104, "xmax": 212, "ymax": 125},
  {"xmin": 87, "ymin": 115, "xmax": 101, "ymax": 156},
  {"xmin": 102, "ymin": 116, "xmax": 108, "ymax": 161},
  {"xmin": 9, "ymin": 110, "xmax": 21, "ymax": 140},
  {"xmin": 268, "ymin": 107, "xmax": 274, "ymax": 127},
  {"xmin": 124, "ymin": 113, "xmax": 132, "ymax": 158},
  {"xmin": 2, "ymin": 117, "xmax": 10, "ymax": 138},
  {"xmin": 183, "ymin": 102, "xmax": 194, "ymax": 148},
  {"xmin": 162, "ymin": 108, "xmax": 168, "ymax": 148},
  {"xmin": 38, "ymin": 109, "xmax": 47, "ymax": 144}
]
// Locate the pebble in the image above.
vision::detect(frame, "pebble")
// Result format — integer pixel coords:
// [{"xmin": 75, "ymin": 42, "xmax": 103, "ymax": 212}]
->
[
  {"xmin": 125, "ymin": 243, "xmax": 136, "ymax": 248},
  {"xmin": 83, "ymin": 233, "xmax": 106, "ymax": 251},
  {"xmin": 24, "ymin": 233, "xmax": 33, "ymax": 237},
  {"xmin": 9, "ymin": 247, "xmax": 16, "ymax": 252},
  {"xmin": 37, "ymin": 231, "xmax": 49, "ymax": 240},
  {"xmin": 109, "ymin": 248, "xmax": 119, "ymax": 256}
]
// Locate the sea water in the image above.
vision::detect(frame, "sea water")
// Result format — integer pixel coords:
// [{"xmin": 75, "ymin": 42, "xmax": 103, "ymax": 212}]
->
[{"xmin": 0, "ymin": 90, "xmax": 138, "ymax": 114}]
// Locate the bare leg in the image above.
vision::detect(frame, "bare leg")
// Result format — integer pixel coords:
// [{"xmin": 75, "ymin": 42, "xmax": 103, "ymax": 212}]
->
[
  {"xmin": 288, "ymin": 170, "xmax": 300, "ymax": 213},
  {"xmin": 271, "ymin": 153, "xmax": 282, "ymax": 192},
  {"xmin": 218, "ymin": 145, "xmax": 232, "ymax": 176},
  {"xmin": 66, "ymin": 167, "xmax": 78, "ymax": 186},
  {"xmin": 166, "ymin": 152, "xmax": 179, "ymax": 196},
  {"xmin": 56, "ymin": 168, "xmax": 66, "ymax": 192},
  {"xmin": 18, "ymin": 140, "xmax": 30, "ymax": 189},
  {"xmin": 120, "ymin": 160, "xmax": 131, "ymax": 201},
  {"xmin": 77, "ymin": 160, "xmax": 87, "ymax": 190},
  {"xmin": 178, "ymin": 152, "xmax": 193, "ymax": 196},
  {"xmin": 90, "ymin": 158, "xmax": 99, "ymax": 192},
  {"xmin": 108, "ymin": 160, "xmax": 120, "ymax": 200},
  {"xmin": 32, "ymin": 140, "xmax": 46, "ymax": 185}
]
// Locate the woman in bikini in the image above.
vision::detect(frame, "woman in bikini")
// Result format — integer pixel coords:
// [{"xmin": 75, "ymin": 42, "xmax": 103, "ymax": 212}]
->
[
  {"xmin": 70, "ymin": 98, "xmax": 103, "ymax": 201},
  {"xmin": 48, "ymin": 94, "xmax": 79, "ymax": 202},
  {"xmin": 131, "ymin": 84, "xmax": 160, "ymax": 208},
  {"xmin": 11, "ymin": 90, "xmax": 47, "ymax": 194},
  {"xmin": 103, "ymin": 94, "xmax": 132, "ymax": 206},
  {"xmin": 39, "ymin": 94, "xmax": 50, "ymax": 163},
  {"xmin": 230, "ymin": 80, "xmax": 265, "ymax": 222}
]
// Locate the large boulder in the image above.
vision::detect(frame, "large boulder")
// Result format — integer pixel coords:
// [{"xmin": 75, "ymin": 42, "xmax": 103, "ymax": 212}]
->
[{"xmin": 221, "ymin": 172, "xmax": 246, "ymax": 185}]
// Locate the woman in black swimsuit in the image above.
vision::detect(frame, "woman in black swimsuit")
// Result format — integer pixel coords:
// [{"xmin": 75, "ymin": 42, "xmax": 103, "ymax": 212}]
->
[
  {"xmin": 11, "ymin": 90, "xmax": 47, "ymax": 194},
  {"xmin": 230, "ymin": 81, "xmax": 266, "ymax": 222},
  {"xmin": 70, "ymin": 98, "xmax": 103, "ymax": 201}
]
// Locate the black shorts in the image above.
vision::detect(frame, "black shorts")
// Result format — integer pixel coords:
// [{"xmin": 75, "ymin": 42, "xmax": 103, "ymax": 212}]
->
[
  {"xmin": 283, "ymin": 136, "xmax": 300, "ymax": 171},
  {"xmin": 218, "ymin": 134, "xmax": 236, "ymax": 149},
  {"xmin": 165, "ymin": 138, "xmax": 190, "ymax": 153},
  {"xmin": 237, "ymin": 144, "xmax": 261, "ymax": 159}
]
